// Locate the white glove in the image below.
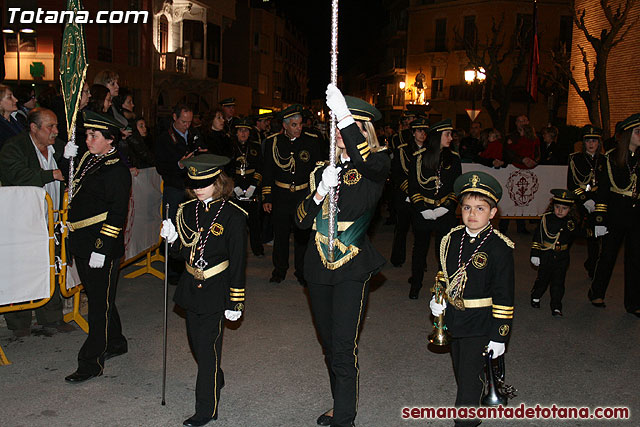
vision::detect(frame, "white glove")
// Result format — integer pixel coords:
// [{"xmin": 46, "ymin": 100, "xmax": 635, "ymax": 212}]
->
[
  {"xmin": 487, "ymin": 341, "xmax": 505, "ymax": 359},
  {"xmin": 595, "ymin": 225, "xmax": 608, "ymax": 238},
  {"xmin": 429, "ymin": 296, "xmax": 447, "ymax": 317},
  {"xmin": 317, "ymin": 165, "xmax": 341, "ymax": 197},
  {"xmin": 326, "ymin": 83, "xmax": 353, "ymax": 128},
  {"xmin": 224, "ymin": 310, "xmax": 242, "ymax": 321},
  {"xmin": 421, "ymin": 209, "xmax": 436, "ymax": 220},
  {"xmin": 583, "ymin": 199, "xmax": 595, "ymax": 213},
  {"xmin": 89, "ymin": 252, "xmax": 105, "ymax": 268},
  {"xmin": 433, "ymin": 207, "xmax": 448, "ymax": 218},
  {"xmin": 233, "ymin": 186, "xmax": 244, "ymax": 198},
  {"xmin": 160, "ymin": 219, "xmax": 178, "ymax": 244},
  {"xmin": 245, "ymin": 185, "xmax": 256, "ymax": 199},
  {"xmin": 64, "ymin": 141, "xmax": 78, "ymax": 159},
  {"xmin": 530, "ymin": 256, "xmax": 540, "ymax": 267}
]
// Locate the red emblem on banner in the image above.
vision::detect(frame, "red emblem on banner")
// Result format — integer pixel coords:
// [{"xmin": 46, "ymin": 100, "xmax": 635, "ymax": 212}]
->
[{"xmin": 506, "ymin": 170, "xmax": 539, "ymax": 207}]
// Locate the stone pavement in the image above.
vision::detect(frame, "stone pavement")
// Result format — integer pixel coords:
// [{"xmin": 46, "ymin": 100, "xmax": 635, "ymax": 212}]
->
[{"xmin": 0, "ymin": 221, "xmax": 637, "ymax": 427}]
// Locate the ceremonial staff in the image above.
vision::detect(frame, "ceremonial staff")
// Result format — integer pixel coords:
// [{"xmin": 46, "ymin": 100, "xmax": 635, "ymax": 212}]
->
[
  {"xmin": 59, "ymin": 0, "xmax": 89, "ymax": 202},
  {"xmin": 328, "ymin": 0, "xmax": 339, "ymax": 261},
  {"xmin": 162, "ymin": 204, "xmax": 170, "ymax": 405}
]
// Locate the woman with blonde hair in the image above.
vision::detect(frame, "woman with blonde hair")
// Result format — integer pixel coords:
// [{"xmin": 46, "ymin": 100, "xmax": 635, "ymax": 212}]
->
[
  {"xmin": 295, "ymin": 84, "xmax": 390, "ymax": 427},
  {"xmin": 0, "ymin": 84, "xmax": 23, "ymax": 148}
]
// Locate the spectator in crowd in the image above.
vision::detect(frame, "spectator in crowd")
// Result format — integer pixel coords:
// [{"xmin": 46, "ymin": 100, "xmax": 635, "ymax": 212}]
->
[
  {"xmin": 93, "ymin": 69, "xmax": 129, "ymax": 130},
  {"xmin": 128, "ymin": 117, "xmax": 155, "ymax": 167},
  {"xmin": 204, "ymin": 108, "xmax": 233, "ymax": 158},
  {"xmin": 0, "ymin": 84, "xmax": 23, "ymax": 148},
  {"xmin": 504, "ymin": 115, "xmax": 540, "ymax": 169},
  {"xmin": 88, "ymin": 84, "xmax": 112, "ymax": 114},
  {"xmin": 36, "ymin": 85, "xmax": 68, "ymax": 143},
  {"xmin": 539, "ymin": 125, "xmax": 566, "ymax": 165},
  {"xmin": 459, "ymin": 121, "xmax": 484, "ymax": 162},
  {"xmin": 155, "ymin": 104, "xmax": 206, "ymax": 284},
  {"xmin": 115, "ymin": 87, "xmax": 136, "ymax": 121},
  {"xmin": 475, "ymin": 128, "xmax": 505, "ymax": 168},
  {"xmin": 219, "ymin": 98, "xmax": 236, "ymax": 136},
  {"xmin": 11, "ymin": 85, "xmax": 37, "ymax": 128},
  {"xmin": 0, "ymin": 107, "xmax": 75, "ymax": 337}
]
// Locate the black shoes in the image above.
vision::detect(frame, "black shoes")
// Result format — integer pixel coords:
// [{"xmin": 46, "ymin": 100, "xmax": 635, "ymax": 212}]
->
[
  {"xmin": 552, "ymin": 309, "xmax": 563, "ymax": 317},
  {"xmin": 317, "ymin": 410, "xmax": 333, "ymax": 426},
  {"xmin": 409, "ymin": 288, "xmax": 420, "ymax": 300},
  {"xmin": 294, "ymin": 272, "xmax": 307, "ymax": 287},
  {"xmin": 183, "ymin": 414, "xmax": 217, "ymax": 426},
  {"xmin": 588, "ymin": 289, "xmax": 606, "ymax": 307},
  {"xmin": 65, "ymin": 370, "xmax": 103, "ymax": 383},
  {"xmin": 530, "ymin": 298, "xmax": 540, "ymax": 308}
]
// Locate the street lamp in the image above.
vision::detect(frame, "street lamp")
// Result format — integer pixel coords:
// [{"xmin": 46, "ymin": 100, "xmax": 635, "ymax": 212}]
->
[
  {"xmin": 464, "ymin": 66, "xmax": 486, "ymax": 113},
  {"xmin": 3, "ymin": 27, "xmax": 35, "ymax": 83}
]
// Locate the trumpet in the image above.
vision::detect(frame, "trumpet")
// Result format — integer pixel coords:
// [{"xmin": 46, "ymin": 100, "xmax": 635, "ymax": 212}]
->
[
  {"xmin": 481, "ymin": 349, "xmax": 517, "ymax": 407},
  {"xmin": 428, "ymin": 271, "xmax": 450, "ymax": 346}
]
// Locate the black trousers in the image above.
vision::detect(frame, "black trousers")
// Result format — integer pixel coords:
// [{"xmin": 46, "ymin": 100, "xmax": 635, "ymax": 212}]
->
[
  {"xmin": 390, "ymin": 198, "xmax": 412, "ymax": 266},
  {"xmin": 4, "ymin": 282, "xmax": 64, "ymax": 330},
  {"xmin": 590, "ymin": 222, "xmax": 640, "ymax": 312},
  {"xmin": 186, "ymin": 310, "xmax": 225, "ymax": 419},
  {"xmin": 308, "ymin": 275, "xmax": 372, "ymax": 427},
  {"xmin": 584, "ymin": 235, "xmax": 601, "ymax": 277},
  {"xmin": 409, "ymin": 211, "xmax": 456, "ymax": 291},
  {"xmin": 272, "ymin": 197, "xmax": 310, "ymax": 279},
  {"xmin": 451, "ymin": 335, "xmax": 488, "ymax": 427},
  {"xmin": 531, "ymin": 252, "xmax": 570, "ymax": 311},
  {"xmin": 75, "ymin": 257, "xmax": 127, "ymax": 375},
  {"xmin": 236, "ymin": 199, "xmax": 263, "ymax": 256}
]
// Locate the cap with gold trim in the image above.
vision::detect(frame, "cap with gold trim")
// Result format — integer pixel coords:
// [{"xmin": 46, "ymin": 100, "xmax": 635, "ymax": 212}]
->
[
  {"xmin": 428, "ymin": 118, "xmax": 453, "ymax": 135},
  {"xmin": 409, "ymin": 117, "xmax": 429, "ymax": 130},
  {"xmin": 182, "ymin": 154, "xmax": 231, "ymax": 189},
  {"xmin": 616, "ymin": 113, "xmax": 640, "ymax": 133},
  {"xmin": 551, "ymin": 188, "xmax": 576, "ymax": 206},
  {"xmin": 234, "ymin": 117, "xmax": 253, "ymax": 130},
  {"xmin": 219, "ymin": 97, "xmax": 236, "ymax": 107},
  {"xmin": 83, "ymin": 110, "xmax": 123, "ymax": 139},
  {"xmin": 279, "ymin": 104, "xmax": 304, "ymax": 121},
  {"xmin": 582, "ymin": 124, "xmax": 603, "ymax": 140},
  {"xmin": 454, "ymin": 171, "xmax": 503, "ymax": 203},
  {"xmin": 344, "ymin": 95, "xmax": 382, "ymax": 122},
  {"xmin": 257, "ymin": 111, "xmax": 273, "ymax": 121}
]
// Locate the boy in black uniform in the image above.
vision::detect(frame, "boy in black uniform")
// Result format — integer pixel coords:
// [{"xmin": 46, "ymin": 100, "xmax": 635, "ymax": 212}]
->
[
  {"xmin": 429, "ymin": 171, "xmax": 514, "ymax": 427},
  {"xmin": 160, "ymin": 154, "xmax": 247, "ymax": 426},
  {"xmin": 65, "ymin": 111, "xmax": 132, "ymax": 383},
  {"xmin": 567, "ymin": 125, "xmax": 605, "ymax": 278},
  {"xmin": 530, "ymin": 190, "xmax": 579, "ymax": 316},
  {"xmin": 261, "ymin": 104, "xmax": 324, "ymax": 284}
]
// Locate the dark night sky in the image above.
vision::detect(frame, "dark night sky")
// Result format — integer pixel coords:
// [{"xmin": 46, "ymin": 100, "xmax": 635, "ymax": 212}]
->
[{"xmin": 271, "ymin": 0, "xmax": 387, "ymax": 99}]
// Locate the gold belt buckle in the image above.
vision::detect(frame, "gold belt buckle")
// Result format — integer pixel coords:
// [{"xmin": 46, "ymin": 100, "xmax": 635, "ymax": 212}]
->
[
  {"xmin": 290, "ymin": 183, "xmax": 296, "ymax": 192},
  {"xmin": 194, "ymin": 269, "xmax": 205, "ymax": 281}
]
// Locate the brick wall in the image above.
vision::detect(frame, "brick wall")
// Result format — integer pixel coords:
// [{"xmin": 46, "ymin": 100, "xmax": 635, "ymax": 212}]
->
[{"xmin": 567, "ymin": 0, "xmax": 640, "ymax": 133}]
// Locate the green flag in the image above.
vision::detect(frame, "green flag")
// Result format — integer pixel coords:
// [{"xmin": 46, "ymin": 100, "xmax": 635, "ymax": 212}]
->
[{"xmin": 59, "ymin": 0, "xmax": 88, "ymax": 135}]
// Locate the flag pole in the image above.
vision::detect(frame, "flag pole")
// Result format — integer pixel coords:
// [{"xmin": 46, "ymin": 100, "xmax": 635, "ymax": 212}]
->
[{"xmin": 328, "ymin": 0, "xmax": 339, "ymax": 262}]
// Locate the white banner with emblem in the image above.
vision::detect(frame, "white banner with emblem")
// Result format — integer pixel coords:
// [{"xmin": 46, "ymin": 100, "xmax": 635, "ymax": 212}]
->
[
  {"xmin": 0, "ymin": 187, "xmax": 50, "ymax": 305},
  {"xmin": 462, "ymin": 164, "xmax": 568, "ymax": 217},
  {"xmin": 66, "ymin": 168, "xmax": 163, "ymax": 289}
]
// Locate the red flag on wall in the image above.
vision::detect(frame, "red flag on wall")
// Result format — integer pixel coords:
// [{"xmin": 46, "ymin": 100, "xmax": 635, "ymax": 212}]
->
[{"xmin": 526, "ymin": 0, "xmax": 539, "ymax": 102}]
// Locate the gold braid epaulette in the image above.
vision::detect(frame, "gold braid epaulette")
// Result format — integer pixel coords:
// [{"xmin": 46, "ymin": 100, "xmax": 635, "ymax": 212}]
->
[
  {"xmin": 228, "ymin": 200, "xmax": 248, "ymax": 217},
  {"xmin": 309, "ymin": 161, "xmax": 328, "ymax": 194},
  {"xmin": 176, "ymin": 199, "xmax": 200, "ymax": 248},
  {"xmin": 439, "ymin": 225, "xmax": 465, "ymax": 276},
  {"xmin": 492, "ymin": 229, "xmax": 515, "ymax": 249}
]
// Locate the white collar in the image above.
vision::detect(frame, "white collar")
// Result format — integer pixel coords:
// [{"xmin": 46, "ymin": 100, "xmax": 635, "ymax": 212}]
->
[
  {"xmin": 341, "ymin": 154, "xmax": 351, "ymax": 163},
  {"xmin": 465, "ymin": 227, "xmax": 480, "ymax": 238}
]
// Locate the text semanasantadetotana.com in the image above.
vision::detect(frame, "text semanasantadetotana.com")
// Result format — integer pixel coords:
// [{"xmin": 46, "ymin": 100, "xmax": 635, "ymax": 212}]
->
[{"xmin": 402, "ymin": 404, "xmax": 630, "ymax": 420}]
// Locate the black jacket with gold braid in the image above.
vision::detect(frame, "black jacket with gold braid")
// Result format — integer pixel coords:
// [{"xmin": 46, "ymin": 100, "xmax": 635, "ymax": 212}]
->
[
  {"xmin": 68, "ymin": 150, "xmax": 132, "ymax": 259},
  {"xmin": 231, "ymin": 140, "xmax": 263, "ymax": 191},
  {"xmin": 592, "ymin": 148, "xmax": 640, "ymax": 227},
  {"xmin": 441, "ymin": 225, "xmax": 515, "ymax": 343},
  {"xmin": 390, "ymin": 139, "xmax": 413, "ymax": 201},
  {"xmin": 172, "ymin": 198, "xmax": 247, "ymax": 314},
  {"xmin": 408, "ymin": 146, "xmax": 461, "ymax": 213},
  {"xmin": 567, "ymin": 151, "xmax": 605, "ymax": 229},
  {"xmin": 531, "ymin": 212, "xmax": 577, "ymax": 259},
  {"xmin": 261, "ymin": 131, "xmax": 324, "ymax": 205},
  {"xmin": 295, "ymin": 123, "xmax": 390, "ymax": 284}
]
